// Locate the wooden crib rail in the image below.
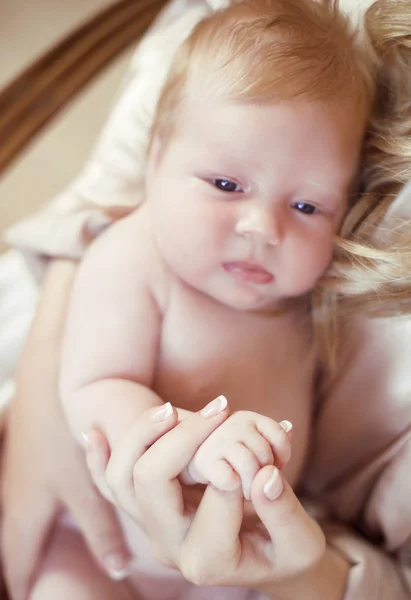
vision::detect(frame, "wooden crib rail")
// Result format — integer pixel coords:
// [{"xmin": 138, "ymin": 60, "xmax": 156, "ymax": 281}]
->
[{"xmin": 0, "ymin": 0, "xmax": 165, "ymax": 176}]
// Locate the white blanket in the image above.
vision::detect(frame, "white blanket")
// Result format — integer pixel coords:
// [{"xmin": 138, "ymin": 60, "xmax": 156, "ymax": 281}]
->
[{"xmin": 0, "ymin": 250, "xmax": 39, "ymax": 429}]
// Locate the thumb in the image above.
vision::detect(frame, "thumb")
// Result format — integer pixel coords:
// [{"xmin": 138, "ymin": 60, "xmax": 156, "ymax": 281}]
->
[{"xmin": 251, "ymin": 466, "xmax": 325, "ymax": 577}]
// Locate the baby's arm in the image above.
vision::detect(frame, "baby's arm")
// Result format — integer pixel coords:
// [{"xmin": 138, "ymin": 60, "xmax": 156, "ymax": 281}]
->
[
  {"xmin": 184, "ymin": 410, "xmax": 292, "ymax": 500},
  {"xmin": 60, "ymin": 211, "xmax": 164, "ymax": 450}
]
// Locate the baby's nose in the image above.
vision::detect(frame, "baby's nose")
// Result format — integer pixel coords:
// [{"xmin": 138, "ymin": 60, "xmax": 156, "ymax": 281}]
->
[{"xmin": 235, "ymin": 207, "xmax": 282, "ymax": 246}]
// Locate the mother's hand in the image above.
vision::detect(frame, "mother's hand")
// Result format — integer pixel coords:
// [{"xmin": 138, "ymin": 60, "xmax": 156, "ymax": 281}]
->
[{"xmin": 86, "ymin": 398, "xmax": 328, "ymax": 597}]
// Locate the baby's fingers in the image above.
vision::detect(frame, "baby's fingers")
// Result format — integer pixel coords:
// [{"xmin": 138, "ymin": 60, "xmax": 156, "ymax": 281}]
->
[
  {"xmin": 224, "ymin": 444, "xmax": 261, "ymax": 500},
  {"xmin": 186, "ymin": 457, "xmax": 241, "ymax": 492},
  {"xmin": 254, "ymin": 417, "xmax": 292, "ymax": 470}
]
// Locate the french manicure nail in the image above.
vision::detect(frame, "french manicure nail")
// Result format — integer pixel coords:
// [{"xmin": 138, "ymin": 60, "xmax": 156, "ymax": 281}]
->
[
  {"xmin": 263, "ymin": 468, "xmax": 283, "ymax": 500},
  {"xmin": 279, "ymin": 420, "xmax": 293, "ymax": 434},
  {"xmin": 80, "ymin": 431, "xmax": 92, "ymax": 451},
  {"xmin": 103, "ymin": 552, "xmax": 131, "ymax": 581},
  {"xmin": 200, "ymin": 395, "xmax": 228, "ymax": 418},
  {"xmin": 150, "ymin": 402, "xmax": 173, "ymax": 422}
]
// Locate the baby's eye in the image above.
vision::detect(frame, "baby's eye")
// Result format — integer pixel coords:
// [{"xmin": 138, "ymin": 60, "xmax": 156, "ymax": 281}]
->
[
  {"xmin": 212, "ymin": 179, "xmax": 242, "ymax": 193},
  {"xmin": 292, "ymin": 201, "xmax": 317, "ymax": 215}
]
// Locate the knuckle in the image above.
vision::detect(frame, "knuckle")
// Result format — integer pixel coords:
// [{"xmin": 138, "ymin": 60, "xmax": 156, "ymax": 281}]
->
[
  {"xmin": 132, "ymin": 460, "xmax": 154, "ymax": 488},
  {"xmin": 295, "ymin": 537, "xmax": 326, "ymax": 574},
  {"xmin": 267, "ymin": 420, "xmax": 287, "ymax": 441},
  {"xmin": 212, "ymin": 467, "xmax": 237, "ymax": 490},
  {"xmin": 305, "ymin": 524, "xmax": 327, "ymax": 567},
  {"xmin": 241, "ymin": 463, "xmax": 258, "ymax": 479},
  {"xmin": 180, "ymin": 545, "xmax": 227, "ymax": 587},
  {"xmin": 104, "ymin": 468, "xmax": 121, "ymax": 494},
  {"xmin": 259, "ymin": 448, "xmax": 274, "ymax": 465},
  {"xmin": 180, "ymin": 557, "xmax": 213, "ymax": 587},
  {"xmin": 151, "ymin": 543, "xmax": 175, "ymax": 569},
  {"xmin": 231, "ymin": 410, "xmax": 253, "ymax": 424},
  {"xmin": 240, "ymin": 452, "xmax": 259, "ymax": 475}
]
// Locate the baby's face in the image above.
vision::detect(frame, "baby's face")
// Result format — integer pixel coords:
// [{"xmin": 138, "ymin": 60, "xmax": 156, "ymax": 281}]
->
[{"xmin": 146, "ymin": 96, "xmax": 365, "ymax": 311}]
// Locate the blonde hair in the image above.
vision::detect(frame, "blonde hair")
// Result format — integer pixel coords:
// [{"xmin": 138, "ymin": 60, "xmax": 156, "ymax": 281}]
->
[
  {"xmin": 150, "ymin": 0, "xmax": 374, "ymax": 144},
  {"xmin": 313, "ymin": 0, "xmax": 411, "ymax": 364}
]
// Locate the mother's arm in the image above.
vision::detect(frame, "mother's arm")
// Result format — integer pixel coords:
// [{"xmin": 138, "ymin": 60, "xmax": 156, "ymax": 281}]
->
[{"xmin": 1, "ymin": 259, "xmax": 132, "ymax": 600}]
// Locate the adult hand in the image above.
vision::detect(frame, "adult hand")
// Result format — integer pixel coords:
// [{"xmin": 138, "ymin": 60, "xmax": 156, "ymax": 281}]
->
[
  {"xmin": 87, "ymin": 398, "xmax": 328, "ymax": 597},
  {"xmin": 1, "ymin": 260, "xmax": 131, "ymax": 600},
  {"xmin": 2, "ymin": 394, "xmax": 131, "ymax": 600}
]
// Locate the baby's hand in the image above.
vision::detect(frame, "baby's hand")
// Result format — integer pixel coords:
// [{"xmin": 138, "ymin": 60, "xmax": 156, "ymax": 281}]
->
[{"xmin": 183, "ymin": 411, "xmax": 292, "ymax": 500}]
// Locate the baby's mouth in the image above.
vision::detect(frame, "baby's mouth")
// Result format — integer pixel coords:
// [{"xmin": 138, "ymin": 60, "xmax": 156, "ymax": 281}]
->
[{"xmin": 222, "ymin": 261, "xmax": 274, "ymax": 284}]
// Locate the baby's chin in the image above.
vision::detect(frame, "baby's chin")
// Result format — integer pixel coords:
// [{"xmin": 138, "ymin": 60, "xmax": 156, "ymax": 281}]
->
[
  {"xmin": 215, "ymin": 290, "xmax": 286, "ymax": 313},
  {"xmin": 179, "ymin": 273, "xmax": 286, "ymax": 313}
]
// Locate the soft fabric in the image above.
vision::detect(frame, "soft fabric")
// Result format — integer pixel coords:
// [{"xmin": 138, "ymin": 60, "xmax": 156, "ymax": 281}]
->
[
  {"xmin": 0, "ymin": 250, "xmax": 38, "ymax": 432},
  {"xmin": 4, "ymin": 0, "xmax": 411, "ymax": 597}
]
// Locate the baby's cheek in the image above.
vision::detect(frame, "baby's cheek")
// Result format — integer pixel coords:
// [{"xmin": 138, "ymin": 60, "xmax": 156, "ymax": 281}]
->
[
  {"xmin": 299, "ymin": 236, "xmax": 334, "ymax": 283},
  {"xmin": 206, "ymin": 209, "xmax": 236, "ymax": 251}
]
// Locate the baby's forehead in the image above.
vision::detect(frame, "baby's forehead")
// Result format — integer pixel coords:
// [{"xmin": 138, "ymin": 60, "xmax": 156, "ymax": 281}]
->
[{"xmin": 173, "ymin": 97, "xmax": 363, "ymax": 177}]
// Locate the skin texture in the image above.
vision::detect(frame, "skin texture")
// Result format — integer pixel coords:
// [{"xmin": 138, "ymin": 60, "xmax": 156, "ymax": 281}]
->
[
  {"xmin": 31, "ymin": 97, "xmax": 364, "ymax": 598},
  {"xmin": 85, "ymin": 405, "xmax": 350, "ymax": 600},
  {"xmin": 1, "ymin": 261, "xmax": 131, "ymax": 600},
  {"xmin": 148, "ymin": 99, "xmax": 362, "ymax": 312}
]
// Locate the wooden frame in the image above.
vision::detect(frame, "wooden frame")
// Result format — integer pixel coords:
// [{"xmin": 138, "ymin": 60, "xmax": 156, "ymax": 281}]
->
[{"xmin": 0, "ymin": 0, "xmax": 165, "ymax": 176}]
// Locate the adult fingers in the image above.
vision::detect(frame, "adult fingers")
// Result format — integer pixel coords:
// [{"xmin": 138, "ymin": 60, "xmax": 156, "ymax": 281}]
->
[
  {"xmin": 103, "ymin": 403, "xmax": 178, "ymax": 520},
  {"xmin": 133, "ymin": 396, "xmax": 230, "ymax": 565},
  {"xmin": 84, "ymin": 429, "xmax": 115, "ymax": 503},
  {"xmin": 180, "ymin": 484, "xmax": 244, "ymax": 587},
  {"xmin": 251, "ymin": 466, "xmax": 325, "ymax": 577}
]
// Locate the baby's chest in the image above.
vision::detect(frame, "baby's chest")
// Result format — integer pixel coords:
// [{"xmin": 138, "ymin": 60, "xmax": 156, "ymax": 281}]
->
[{"xmin": 153, "ymin": 293, "xmax": 316, "ymax": 482}]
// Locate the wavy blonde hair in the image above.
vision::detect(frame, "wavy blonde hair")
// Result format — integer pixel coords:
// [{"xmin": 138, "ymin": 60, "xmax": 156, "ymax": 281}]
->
[{"xmin": 313, "ymin": 0, "xmax": 411, "ymax": 363}]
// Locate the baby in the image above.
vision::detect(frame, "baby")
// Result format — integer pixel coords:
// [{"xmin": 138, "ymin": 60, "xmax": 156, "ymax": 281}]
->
[{"xmin": 29, "ymin": 0, "xmax": 374, "ymax": 598}]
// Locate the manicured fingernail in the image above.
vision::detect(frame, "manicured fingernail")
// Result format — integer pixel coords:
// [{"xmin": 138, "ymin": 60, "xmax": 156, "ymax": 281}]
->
[
  {"xmin": 80, "ymin": 431, "xmax": 92, "ymax": 451},
  {"xmin": 200, "ymin": 395, "xmax": 227, "ymax": 418},
  {"xmin": 103, "ymin": 552, "xmax": 131, "ymax": 580},
  {"xmin": 263, "ymin": 468, "xmax": 283, "ymax": 500},
  {"xmin": 279, "ymin": 420, "xmax": 293, "ymax": 434},
  {"xmin": 150, "ymin": 402, "xmax": 173, "ymax": 422}
]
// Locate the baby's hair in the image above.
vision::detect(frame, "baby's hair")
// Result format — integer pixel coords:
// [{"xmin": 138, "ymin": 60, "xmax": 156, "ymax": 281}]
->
[
  {"xmin": 150, "ymin": 0, "xmax": 374, "ymax": 146},
  {"xmin": 314, "ymin": 0, "xmax": 411, "ymax": 364}
]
